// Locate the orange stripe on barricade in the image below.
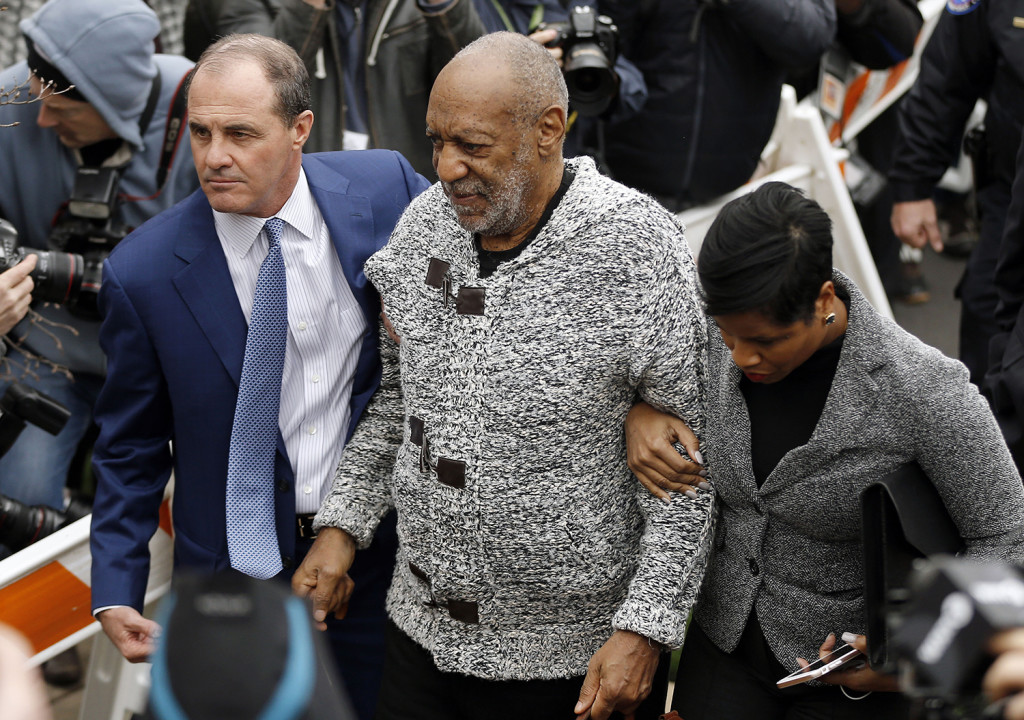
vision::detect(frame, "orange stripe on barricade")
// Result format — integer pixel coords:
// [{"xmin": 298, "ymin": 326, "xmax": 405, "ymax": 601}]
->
[
  {"xmin": 159, "ymin": 497, "xmax": 174, "ymax": 538},
  {"xmin": 829, "ymin": 71, "xmax": 870, "ymax": 143},
  {"xmin": 881, "ymin": 59, "xmax": 908, "ymax": 96},
  {"xmin": 0, "ymin": 561, "xmax": 93, "ymax": 655}
]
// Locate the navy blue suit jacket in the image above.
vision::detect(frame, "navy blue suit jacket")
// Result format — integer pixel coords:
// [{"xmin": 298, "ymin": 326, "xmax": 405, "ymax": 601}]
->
[{"xmin": 90, "ymin": 150, "xmax": 429, "ymax": 611}]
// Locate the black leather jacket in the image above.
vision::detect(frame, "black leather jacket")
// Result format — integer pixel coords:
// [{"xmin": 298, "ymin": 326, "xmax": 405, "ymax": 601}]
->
[{"xmin": 597, "ymin": 0, "xmax": 836, "ymax": 208}]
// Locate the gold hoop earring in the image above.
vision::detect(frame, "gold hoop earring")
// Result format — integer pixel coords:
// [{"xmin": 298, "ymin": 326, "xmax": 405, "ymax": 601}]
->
[{"xmin": 825, "ymin": 312, "xmax": 836, "ymax": 326}]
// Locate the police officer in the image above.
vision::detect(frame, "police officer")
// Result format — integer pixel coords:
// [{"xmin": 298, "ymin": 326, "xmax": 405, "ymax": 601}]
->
[
  {"xmin": 982, "ymin": 127, "xmax": 1024, "ymax": 469},
  {"xmin": 890, "ymin": 0, "xmax": 1024, "ymax": 384}
]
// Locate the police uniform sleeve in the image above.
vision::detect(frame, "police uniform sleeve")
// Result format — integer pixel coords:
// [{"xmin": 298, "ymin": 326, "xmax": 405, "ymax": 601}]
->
[{"xmin": 890, "ymin": 3, "xmax": 997, "ymax": 201}]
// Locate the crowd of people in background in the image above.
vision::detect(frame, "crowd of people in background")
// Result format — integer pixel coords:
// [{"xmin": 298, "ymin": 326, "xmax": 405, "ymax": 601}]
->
[{"xmin": 2, "ymin": 1, "xmax": 1024, "ymax": 719}]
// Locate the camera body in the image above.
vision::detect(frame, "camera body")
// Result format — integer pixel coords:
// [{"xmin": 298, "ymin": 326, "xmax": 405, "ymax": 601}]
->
[
  {"xmin": 0, "ymin": 381, "xmax": 76, "ymax": 552},
  {"xmin": 0, "ymin": 166, "xmax": 129, "ymax": 319},
  {"xmin": 889, "ymin": 556, "xmax": 1024, "ymax": 716},
  {"xmin": 542, "ymin": 6, "xmax": 619, "ymax": 117}
]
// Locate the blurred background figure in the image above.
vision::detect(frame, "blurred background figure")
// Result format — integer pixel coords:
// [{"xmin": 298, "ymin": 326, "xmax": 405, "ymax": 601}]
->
[
  {"xmin": 0, "ymin": 0, "xmax": 185, "ymax": 64},
  {"xmin": 182, "ymin": 0, "xmax": 486, "ymax": 175},
  {"xmin": 986, "ymin": 629, "xmax": 1024, "ymax": 720},
  {"xmin": 144, "ymin": 572, "xmax": 355, "ymax": 720},
  {"xmin": 0, "ymin": 1, "xmax": 44, "ymax": 69},
  {"xmin": 889, "ymin": 0, "xmax": 1024, "ymax": 385},
  {"xmin": 594, "ymin": 0, "xmax": 837, "ymax": 213},
  {"xmin": 145, "ymin": 0, "xmax": 189, "ymax": 55},
  {"xmin": 984, "ymin": 128, "xmax": 1024, "ymax": 470},
  {"xmin": 789, "ymin": 0, "xmax": 924, "ymax": 305},
  {"xmin": 0, "ymin": 624, "xmax": 52, "ymax": 720}
]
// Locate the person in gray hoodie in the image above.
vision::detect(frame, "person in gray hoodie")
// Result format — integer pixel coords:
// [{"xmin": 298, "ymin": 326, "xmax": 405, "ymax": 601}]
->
[{"xmin": 0, "ymin": 0, "xmax": 198, "ymax": 526}]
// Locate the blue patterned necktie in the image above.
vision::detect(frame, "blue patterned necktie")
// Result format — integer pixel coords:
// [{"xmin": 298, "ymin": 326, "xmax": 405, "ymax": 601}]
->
[{"xmin": 226, "ymin": 216, "xmax": 287, "ymax": 579}]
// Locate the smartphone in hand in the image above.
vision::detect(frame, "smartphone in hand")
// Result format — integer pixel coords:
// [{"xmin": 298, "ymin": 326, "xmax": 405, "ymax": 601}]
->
[{"xmin": 776, "ymin": 643, "xmax": 864, "ymax": 689}]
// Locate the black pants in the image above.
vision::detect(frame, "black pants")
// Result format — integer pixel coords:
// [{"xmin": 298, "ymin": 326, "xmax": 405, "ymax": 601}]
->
[
  {"xmin": 668, "ymin": 620, "xmax": 911, "ymax": 720},
  {"xmin": 375, "ymin": 620, "xmax": 668, "ymax": 720},
  {"xmin": 959, "ymin": 181, "xmax": 1011, "ymax": 385},
  {"xmin": 289, "ymin": 512, "xmax": 399, "ymax": 720}
]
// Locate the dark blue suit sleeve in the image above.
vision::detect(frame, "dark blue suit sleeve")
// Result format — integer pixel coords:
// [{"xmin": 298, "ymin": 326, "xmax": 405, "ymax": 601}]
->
[
  {"xmin": 90, "ymin": 259, "xmax": 174, "ymax": 612},
  {"xmin": 396, "ymin": 150, "xmax": 432, "ymax": 199}
]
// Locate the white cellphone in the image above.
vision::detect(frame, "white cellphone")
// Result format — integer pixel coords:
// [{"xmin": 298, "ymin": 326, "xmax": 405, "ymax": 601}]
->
[{"xmin": 776, "ymin": 643, "xmax": 864, "ymax": 689}]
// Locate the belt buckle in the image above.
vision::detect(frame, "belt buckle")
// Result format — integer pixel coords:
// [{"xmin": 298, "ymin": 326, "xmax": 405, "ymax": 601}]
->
[{"xmin": 296, "ymin": 514, "xmax": 317, "ymax": 540}]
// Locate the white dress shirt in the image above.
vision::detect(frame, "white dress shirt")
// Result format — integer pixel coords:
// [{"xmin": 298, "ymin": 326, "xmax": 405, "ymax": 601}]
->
[{"xmin": 213, "ymin": 169, "xmax": 367, "ymax": 513}]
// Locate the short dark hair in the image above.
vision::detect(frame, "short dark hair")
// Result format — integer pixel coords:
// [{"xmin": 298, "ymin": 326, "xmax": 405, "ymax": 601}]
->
[
  {"xmin": 187, "ymin": 33, "xmax": 310, "ymax": 126},
  {"xmin": 698, "ymin": 182, "xmax": 833, "ymax": 325}
]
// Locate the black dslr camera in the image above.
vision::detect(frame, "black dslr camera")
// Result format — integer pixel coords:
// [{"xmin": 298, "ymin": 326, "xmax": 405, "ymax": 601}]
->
[
  {"xmin": 888, "ymin": 556, "xmax": 1024, "ymax": 719},
  {"xmin": 0, "ymin": 166, "xmax": 130, "ymax": 319},
  {"xmin": 0, "ymin": 381, "xmax": 79, "ymax": 553},
  {"xmin": 541, "ymin": 6, "xmax": 619, "ymax": 117}
]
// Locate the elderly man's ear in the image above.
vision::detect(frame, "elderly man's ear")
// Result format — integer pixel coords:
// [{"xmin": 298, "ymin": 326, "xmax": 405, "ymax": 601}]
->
[{"xmin": 536, "ymin": 105, "xmax": 566, "ymax": 157}]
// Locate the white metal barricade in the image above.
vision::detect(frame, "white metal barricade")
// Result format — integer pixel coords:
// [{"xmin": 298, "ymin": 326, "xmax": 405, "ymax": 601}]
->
[
  {"xmin": 0, "ymin": 492, "xmax": 174, "ymax": 719},
  {"xmin": 679, "ymin": 85, "xmax": 894, "ymax": 320},
  {"xmin": 678, "ymin": 0, "xmax": 954, "ymax": 322}
]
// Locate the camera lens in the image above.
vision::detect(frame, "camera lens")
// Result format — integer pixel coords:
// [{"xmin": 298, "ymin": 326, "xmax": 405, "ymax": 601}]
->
[
  {"xmin": 564, "ymin": 45, "xmax": 618, "ymax": 116},
  {"xmin": 573, "ymin": 67, "xmax": 605, "ymax": 94},
  {"xmin": 0, "ymin": 495, "xmax": 65, "ymax": 552},
  {"xmin": 69, "ymin": 258, "xmax": 104, "ymax": 319},
  {"xmin": 27, "ymin": 251, "xmax": 85, "ymax": 306}
]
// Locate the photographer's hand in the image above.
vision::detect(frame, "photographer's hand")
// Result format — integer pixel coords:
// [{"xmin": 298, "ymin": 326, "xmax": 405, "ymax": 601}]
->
[
  {"xmin": 798, "ymin": 632, "xmax": 899, "ymax": 693},
  {"xmin": 97, "ymin": 606, "xmax": 160, "ymax": 663},
  {"xmin": 528, "ymin": 28, "xmax": 564, "ymax": 67},
  {"xmin": 0, "ymin": 254, "xmax": 35, "ymax": 335},
  {"xmin": 291, "ymin": 526, "xmax": 356, "ymax": 630},
  {"xmin": 985, "ymin": 629, "xmax": 1024, "ymax": 719}
]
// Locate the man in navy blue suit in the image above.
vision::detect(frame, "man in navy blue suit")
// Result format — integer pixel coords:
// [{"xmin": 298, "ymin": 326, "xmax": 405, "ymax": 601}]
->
[{"xmin": 88, "ymin": 33, "xmax": 428, "ymax": 720}]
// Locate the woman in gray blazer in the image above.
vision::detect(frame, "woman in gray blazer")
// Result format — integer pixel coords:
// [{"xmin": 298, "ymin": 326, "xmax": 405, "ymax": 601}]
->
[{"xmin": 626, "ymin": 182, "xmax": 1024, "ymax": 719}]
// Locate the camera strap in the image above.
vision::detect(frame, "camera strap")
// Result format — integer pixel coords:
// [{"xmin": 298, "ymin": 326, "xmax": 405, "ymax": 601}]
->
[
  {"xmin": 120, "ymin": 67, "xmax": 191, "ymax": 203},
  {"xmin": 488, "ymin": 0, "xmax": 545, "ymax": 33},
  {"xmin": 138, "ymin": 70, "xmax": 163, "ymax": 142},
  {"xmin": 155, "ymin": 69, "xmax": 191, "ymax": 192}
]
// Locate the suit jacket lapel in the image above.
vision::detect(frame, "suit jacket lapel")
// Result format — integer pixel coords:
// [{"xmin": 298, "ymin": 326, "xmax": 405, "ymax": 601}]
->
[
  {"xmin": 171, "ymin": 192, "xmax": 248, "ymax": 387},
  {"xmin": 760, "ymin": 282, "xmax": 884, "ymax": 494},
  {"xmin": 708, "ymin": 332, "xmax": 761, "ymax": 503},
  {"xmin": 304, "ymin": 156, "xmax": 380, "ymax": 328}
]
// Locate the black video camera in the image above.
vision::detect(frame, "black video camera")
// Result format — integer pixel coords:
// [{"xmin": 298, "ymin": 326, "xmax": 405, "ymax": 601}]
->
[
  {"xmin": 0, "ymin": 166, "xmax": 130, "ymax": 319},
  {"xmin": 541, "ymin": 6, "xmax": 619, "ymax": 117},
  {"xmin": 888, "ymin": 556, "xmax": 1024, "ymax": 719}
]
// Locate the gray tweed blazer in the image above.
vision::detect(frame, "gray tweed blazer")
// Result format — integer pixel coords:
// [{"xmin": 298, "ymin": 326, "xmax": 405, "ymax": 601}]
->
[{"xmin": 693, "ymin": 272, "xmax": 1024, "ymax": 669}]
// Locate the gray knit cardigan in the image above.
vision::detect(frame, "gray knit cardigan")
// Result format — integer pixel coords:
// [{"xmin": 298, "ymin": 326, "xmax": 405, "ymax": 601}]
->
[
  {"xmin": 315, "ymin": 156, "xmax": 713, "ymax": 680},
  {"xmin": 693, "ymin": 272, "xmax": 1024, "ymax": 671}
]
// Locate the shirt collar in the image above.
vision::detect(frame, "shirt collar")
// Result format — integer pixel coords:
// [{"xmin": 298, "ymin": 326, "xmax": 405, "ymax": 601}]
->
[{"xmin": 213, "ymin": 168, "xmax": 321, "ymax": 259}]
